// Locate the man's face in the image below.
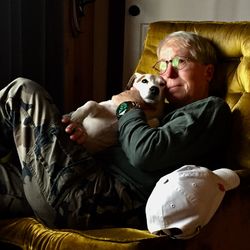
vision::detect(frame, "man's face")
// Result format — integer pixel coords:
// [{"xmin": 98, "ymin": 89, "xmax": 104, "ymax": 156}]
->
[{"xmin": 158, "ymin": 44, "xmax": 214, "ymax": 107}]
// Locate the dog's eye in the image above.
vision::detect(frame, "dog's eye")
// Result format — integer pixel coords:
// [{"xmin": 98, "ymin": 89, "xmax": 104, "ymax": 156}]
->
[
  {"xmin": 159, "ymin": 82, "xmax": 165, "ymax": 87},
  {"xmin": 142, "ymin": 79, "xmax": 148, "ymax": 84}
]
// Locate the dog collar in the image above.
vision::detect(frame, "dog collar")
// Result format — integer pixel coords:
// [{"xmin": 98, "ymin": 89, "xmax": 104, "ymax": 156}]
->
[{"xmin": 116, "ymin": 101, "xmax": 140, "ymax": 120}]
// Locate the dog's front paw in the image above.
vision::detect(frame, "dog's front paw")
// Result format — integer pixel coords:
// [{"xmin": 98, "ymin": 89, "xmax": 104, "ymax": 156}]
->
[
  {"xmin": 70, "ymin": 109, "xmax": 84, "ymax": 123},
  {"xmin": 147, "ymin": 118, "xmax": 160, "ymax": 128}
]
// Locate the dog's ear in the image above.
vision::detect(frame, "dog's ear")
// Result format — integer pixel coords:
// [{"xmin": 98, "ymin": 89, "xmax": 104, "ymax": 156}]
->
[{"xmin": 126, "ymin": 72, "xmax": 142, "ymax": 90}]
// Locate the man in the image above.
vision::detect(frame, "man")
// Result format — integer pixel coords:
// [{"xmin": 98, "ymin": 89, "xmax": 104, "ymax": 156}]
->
[{"xmin": 0, "ymin": 31, "xmax": 231, "ymax": 230}]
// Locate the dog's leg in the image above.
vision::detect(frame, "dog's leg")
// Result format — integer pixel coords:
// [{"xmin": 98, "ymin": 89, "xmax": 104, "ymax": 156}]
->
[
  {"xmin": 70, "ymin": 101, "xmax": 100, "ymax": 123},
  {"xmin": 147, "ymin": 118, "xmax": 160, "ymax": 128}
]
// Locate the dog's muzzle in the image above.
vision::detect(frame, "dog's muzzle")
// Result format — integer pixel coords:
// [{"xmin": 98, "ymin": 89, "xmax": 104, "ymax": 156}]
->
[{"xmin": 149, "ymin": 86, "xmax": 160, "ymax": 96}]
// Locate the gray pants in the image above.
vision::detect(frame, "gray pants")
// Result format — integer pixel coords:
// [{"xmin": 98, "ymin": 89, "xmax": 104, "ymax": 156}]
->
[{"xmin": 0, "ymin": 78, "xmax": 144, "ymax": 229}]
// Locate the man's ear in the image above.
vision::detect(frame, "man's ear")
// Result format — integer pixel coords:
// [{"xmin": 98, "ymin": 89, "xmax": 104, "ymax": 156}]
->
[{"xmin": 205, "ymin": 64, "xmax": 214, "ymax": 82}]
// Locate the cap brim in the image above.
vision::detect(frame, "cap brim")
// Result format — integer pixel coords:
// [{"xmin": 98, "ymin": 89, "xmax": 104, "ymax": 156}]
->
[{"xmin": 213, "ymin": 168, "xmax": 240, "ymax": 191}]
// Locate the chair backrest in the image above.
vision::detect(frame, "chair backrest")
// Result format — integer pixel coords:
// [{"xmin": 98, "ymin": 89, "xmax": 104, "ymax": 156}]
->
[{"xmin": 136, "ymin": 21, "xmax": 250, "ymax": 169}]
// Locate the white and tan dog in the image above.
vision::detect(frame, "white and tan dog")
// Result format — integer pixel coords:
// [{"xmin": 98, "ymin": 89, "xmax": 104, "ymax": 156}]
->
[{"xmin": 70, "ymin": 73, "xmax": 166, "ymax": 153}]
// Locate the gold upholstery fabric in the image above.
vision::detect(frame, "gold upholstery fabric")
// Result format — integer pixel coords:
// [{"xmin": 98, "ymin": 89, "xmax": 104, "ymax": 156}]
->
[
  {"xmin": 1, "ymin": 21, "xmax": 250, "ymax": 250},
  {"xmin": 0, "ymin": 217, "xmax": 175, "ymax": 250}
]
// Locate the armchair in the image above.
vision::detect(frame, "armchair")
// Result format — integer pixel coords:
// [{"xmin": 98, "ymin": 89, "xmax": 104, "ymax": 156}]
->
[{"xmin": 0, "ymin": 21, "xmax": 250, "ymax": 250}]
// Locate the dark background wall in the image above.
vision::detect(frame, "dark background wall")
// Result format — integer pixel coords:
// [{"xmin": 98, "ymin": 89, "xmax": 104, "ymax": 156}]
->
[
  {"xmin": 0, "ymin": 0, "xmax": 125, "ymax": 113},
  {"xmin": 0, "ymin": 0, "xmax": 64, "ymax": 110}
]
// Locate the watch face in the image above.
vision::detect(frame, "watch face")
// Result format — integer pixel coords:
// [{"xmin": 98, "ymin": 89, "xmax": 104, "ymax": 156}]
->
[
  {"xmin": 116, "ymin": 101, "xmax": 138, "ymax": 119},
  {"xmin": 116, "ymin": 102, "xmax": 130, "ymax": 118}
]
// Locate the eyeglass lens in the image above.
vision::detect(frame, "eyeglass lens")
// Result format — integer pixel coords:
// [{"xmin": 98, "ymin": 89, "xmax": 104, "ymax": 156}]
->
[{"xmin": 155, "ymin": 57, "xmax": 186, "ymax": 73}]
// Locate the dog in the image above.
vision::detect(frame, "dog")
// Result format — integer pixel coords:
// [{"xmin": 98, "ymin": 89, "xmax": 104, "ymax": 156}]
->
[{"xmin": 69, "ymin": 72, "xmax": 166, "ymax": 154}]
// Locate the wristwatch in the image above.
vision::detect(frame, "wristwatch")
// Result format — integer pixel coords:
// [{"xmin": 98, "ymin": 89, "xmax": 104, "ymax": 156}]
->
[{"xmin": 116, "ymin": 101, "xmax": 140, "ymax": 119}]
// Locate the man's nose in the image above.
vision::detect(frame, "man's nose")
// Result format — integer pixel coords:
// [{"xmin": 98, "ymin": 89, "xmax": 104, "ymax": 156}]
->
[{"xmin": 161, "ymin": 64, "xmax": 178, "ymax": 79}]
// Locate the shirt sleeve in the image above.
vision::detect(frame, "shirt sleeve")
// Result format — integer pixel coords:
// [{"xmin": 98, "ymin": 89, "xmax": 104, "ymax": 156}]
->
[{"xmin": 118, "ymin": 96, "xmax": 231, "ymax": 172}]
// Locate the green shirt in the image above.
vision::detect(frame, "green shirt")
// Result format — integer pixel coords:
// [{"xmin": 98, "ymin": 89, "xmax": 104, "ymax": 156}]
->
[{"xmin": 98, "ymin": 96, "xmax": 232, "ymax": 202}]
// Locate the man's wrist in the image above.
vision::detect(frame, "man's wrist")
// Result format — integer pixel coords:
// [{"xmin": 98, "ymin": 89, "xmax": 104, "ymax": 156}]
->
[{"xmin": 116, "ymin": 101, "xmax": 141, "ymax": 120}]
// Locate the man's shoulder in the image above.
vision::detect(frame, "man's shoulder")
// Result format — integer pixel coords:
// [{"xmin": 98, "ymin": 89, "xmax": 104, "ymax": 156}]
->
[
  {"xmin": 188, "ymin": 96, "xmax": 230, "ymax": 112},
  {"xmin": 163, "ymin": 96, "xmax": 231, "ymax": 123},
  {"xmin": 204, "ymin": 96, "xmax": 231, "ymax": 113},
  {"xmin": 206, "ymin": 96, "xmax": 227, "ymax": 104}
]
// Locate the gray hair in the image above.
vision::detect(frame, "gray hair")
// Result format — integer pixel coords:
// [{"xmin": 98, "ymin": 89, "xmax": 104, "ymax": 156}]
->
[{"xmin": 157, "ymin": 31, "xmax": 217, "ymax": 65}]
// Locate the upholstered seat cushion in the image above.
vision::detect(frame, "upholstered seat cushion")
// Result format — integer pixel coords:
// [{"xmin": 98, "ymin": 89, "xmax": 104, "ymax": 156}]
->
[
  {"xmin": 0, "ymin": 217, "xmax": 174, "ymax": 250},
  {"xmin": 1, "ymin": 184, "xmax": 250, "ymax": 249}
]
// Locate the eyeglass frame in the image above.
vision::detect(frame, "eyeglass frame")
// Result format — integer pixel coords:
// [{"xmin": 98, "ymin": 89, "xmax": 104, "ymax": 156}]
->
[{"xmin": 152, "ymin": 56, "xmax": 194, "ymax": 74}]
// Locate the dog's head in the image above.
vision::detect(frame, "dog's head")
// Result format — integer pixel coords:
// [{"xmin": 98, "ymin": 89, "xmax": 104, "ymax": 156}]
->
[{"xmin": 127, "ymin": 73, "xmax": 166, "ymax": 104}]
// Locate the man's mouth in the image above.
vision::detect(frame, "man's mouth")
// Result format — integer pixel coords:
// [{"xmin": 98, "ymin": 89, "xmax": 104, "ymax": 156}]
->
[{"xmin": 168, "ymin": 84, "xmax": 182, "ymax": 92}]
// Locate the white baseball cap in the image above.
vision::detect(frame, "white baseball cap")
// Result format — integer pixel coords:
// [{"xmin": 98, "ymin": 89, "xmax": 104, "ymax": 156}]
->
[{"xmin": 146, "ymin": 165, "xmax": 240, "ymax": 239}]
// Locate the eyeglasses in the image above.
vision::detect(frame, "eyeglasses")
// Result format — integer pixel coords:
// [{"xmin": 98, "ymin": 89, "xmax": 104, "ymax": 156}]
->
[{"xmin": 153, "ymin": 56, "xmax": 192, "ymax": 74}]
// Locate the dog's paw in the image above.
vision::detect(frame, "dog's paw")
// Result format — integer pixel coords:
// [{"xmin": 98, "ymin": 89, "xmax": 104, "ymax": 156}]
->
[
  {"xmin": 69, "ymin": 109, "xmax": 84, "ymax": 123},
  {"xmin": 147, "ymin": 118, "xmax": 160, "ymax": 128}
]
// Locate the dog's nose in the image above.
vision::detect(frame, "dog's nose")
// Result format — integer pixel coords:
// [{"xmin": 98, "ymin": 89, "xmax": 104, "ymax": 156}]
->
[{"xmin": 150, "ymin": 86, "xmax": 159, "ymax": 96}]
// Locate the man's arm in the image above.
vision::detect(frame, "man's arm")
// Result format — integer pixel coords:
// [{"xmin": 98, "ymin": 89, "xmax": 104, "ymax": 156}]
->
[{"xmin": 118, "ymin": 96, "xmax": 231, "ymax": 172}]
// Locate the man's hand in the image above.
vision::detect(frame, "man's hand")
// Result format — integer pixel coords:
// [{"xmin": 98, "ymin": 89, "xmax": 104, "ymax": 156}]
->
[
  {"xmin": 112, "ymin": 88, "xmax": 144, "ymax": 106},
  {"xmin": 112, "ymin": 88, "xmax": 160, "ymax": 114},
  {"xmin": 61, "ymin": 115, "xmax": 87, "ymax": 145}
]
